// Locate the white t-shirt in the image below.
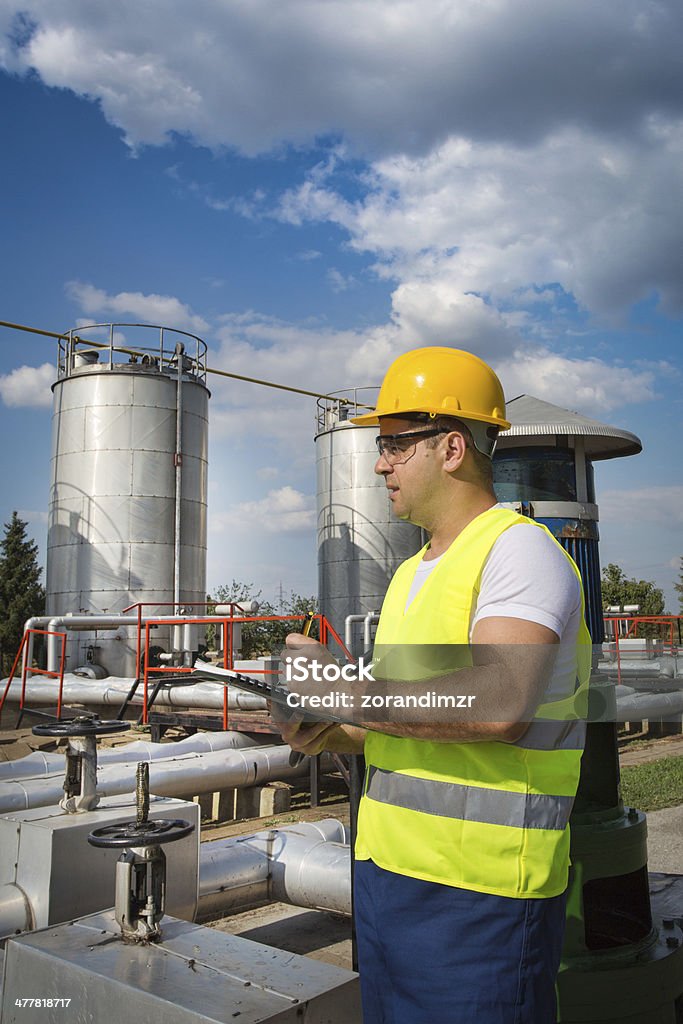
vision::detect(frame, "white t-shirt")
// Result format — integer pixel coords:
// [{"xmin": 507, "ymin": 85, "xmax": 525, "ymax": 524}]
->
[
  {"xmin": 404, "ymin": 511, "xmax": 584, "ymax": 702},
  {"xmin": 406, "ymin": 515, "xmax": 581, "ymax": 635}
]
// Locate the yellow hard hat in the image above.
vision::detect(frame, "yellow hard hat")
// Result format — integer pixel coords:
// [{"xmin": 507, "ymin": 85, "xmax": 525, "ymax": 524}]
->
[{"xmin": 350, "ymin": 347, "xmax": 511, "ymax": 429}]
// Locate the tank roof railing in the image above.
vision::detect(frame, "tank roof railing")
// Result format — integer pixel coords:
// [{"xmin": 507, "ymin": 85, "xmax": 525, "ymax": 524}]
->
[
  {"xmin": 316, "ymin": 387, "xmax": 378, "ymax": 432},
  {"xmin": 57, "ymin": 323, "xmax": 208, "ymax": 384}
]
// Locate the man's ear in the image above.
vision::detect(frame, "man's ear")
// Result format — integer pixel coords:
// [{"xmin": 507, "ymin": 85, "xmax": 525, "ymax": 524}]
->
[{"xmin": 442, "ymin": 431, "xmax": 468, "ymax": 471}]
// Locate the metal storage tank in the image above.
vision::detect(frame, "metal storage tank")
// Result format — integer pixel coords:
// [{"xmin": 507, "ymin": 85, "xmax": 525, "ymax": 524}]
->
[
  {"xmin": 315, "ymin": 390, "xmax": 423, "ymax": 647},
  {"xmin": 46, "ymin": 326, "xmax": 210, "ymax": 676}
]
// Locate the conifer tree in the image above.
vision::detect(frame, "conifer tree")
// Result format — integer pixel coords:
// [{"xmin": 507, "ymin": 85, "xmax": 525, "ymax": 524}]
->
[{"xmin": 0, "ymin": 512, "xmax": 45, "ymax": 674}]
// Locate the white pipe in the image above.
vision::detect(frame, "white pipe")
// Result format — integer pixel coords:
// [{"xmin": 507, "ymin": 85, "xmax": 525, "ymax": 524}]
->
[
  {"xmin": 364, "ymin": 612, "xmax": 379, "ymax": 649},
  {"xmin": 0, "ymin": 745, "xmax": 330, "ymax": 814},
  {"xmin": 0, "ymin": 884, "xmax": 32, "ymax": 937},
  {"xmin": 599, "ymin": 658, "xmax": 676, "ymax": 680},
  {"xmin": 344, "ymin": 615, "xmax": 366, "ymax": 652},
  {"xmin": 197, "ymin": 820, "xmax": 351, "ymax": 919},
  {"xmin": 0, "ymin": 674, "xmax": 267, "ymax": 711},
  {"xmin": 21, "ymin": 616, "xmax": 51, "ymax": 682},
  {"xmin": 46, "ymin": 616, "xmax": 151, "ymax": 672},
  {"xmin": 173, "ymin": 339, "xmax": 184, "ymax": 611},
  {"xmin": 0, "ymin": 730, "xmax": 261, "ymax": 783},
  {"xmin": 616, "ymin": 691, "xmax": 683, "ymax": 720}
]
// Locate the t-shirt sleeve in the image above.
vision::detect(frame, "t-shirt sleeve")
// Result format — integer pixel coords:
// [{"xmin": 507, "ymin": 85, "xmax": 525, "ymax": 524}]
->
[{"xmin": 471, "ymin": 524, "xmax": 582, "ymax": 639}]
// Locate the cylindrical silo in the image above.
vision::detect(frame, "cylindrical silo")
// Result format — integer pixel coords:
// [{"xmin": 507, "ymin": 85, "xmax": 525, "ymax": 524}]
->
[
  {"xmin": 46, "ymin": 326, "xmax": 210, "ymax": 676},
  {"xmin": 315, "ymin": 391, "xmax": 423, "ymax": 648}
]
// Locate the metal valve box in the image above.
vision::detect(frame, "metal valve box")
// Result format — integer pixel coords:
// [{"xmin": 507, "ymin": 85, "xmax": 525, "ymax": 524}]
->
[
  {"xmin": 0, "ymin": 795, "xmax": 199, "ymax": 934},
  {"xmin": 1, "ymin": 909, "xmax": 361, "ymax": 1022}
]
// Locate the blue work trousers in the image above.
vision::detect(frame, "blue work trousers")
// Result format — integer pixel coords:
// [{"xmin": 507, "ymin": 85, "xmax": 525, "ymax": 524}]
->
[{"xmin": 354, "ymin": 859, "xmax": 567, "ymax": 1024}]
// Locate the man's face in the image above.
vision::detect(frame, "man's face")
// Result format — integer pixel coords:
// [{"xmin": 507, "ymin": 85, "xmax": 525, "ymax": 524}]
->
[{"xmin": 374, "ymin": 416, "xmax": 442, "ymax": 525}]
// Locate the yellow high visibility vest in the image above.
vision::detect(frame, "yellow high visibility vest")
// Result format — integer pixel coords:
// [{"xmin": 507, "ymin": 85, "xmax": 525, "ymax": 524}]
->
[{"xmin": 355, "ymin": 506, "xmax": 592, "ymax": 898}]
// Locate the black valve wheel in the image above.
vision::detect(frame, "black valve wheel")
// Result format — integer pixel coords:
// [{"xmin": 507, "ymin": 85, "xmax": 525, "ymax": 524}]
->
[
  {"xmin": 32, "ymin": 716, "xmax": 130, "ymax": 737},
  {"xmin": 87, "ymin": 818, "xmax": 195, "ymax": 848}
]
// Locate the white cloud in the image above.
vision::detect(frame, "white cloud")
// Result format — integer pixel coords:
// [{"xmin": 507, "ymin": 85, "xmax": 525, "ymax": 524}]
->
[
  {"xmin": 327, "ymin": 268, "xmax": 355, "ymax": 293},
  {"xmin": 211, "ymin": 486, "xmax": 315, "ymax": 534},
  {"xmin": 3, "ymin": 1, "xmax": 681, "ymax": 338},
  {"xmin": 66, "ymin": 281, "xmax": 209, "ymax": 334},
  {"xmin": 0, "ymin": 362, "xmax": 54, "ymax": 407},
  {"xmin": 2, "ymin": 2, "xmax": 681, "ymax": 157},
  {"xmin": 498, "ymin": 349, "xmax": 657, "ymax": 415},
  {"xmin": 278, "ymin": 123, "xmax": 683, "ymax": 317}
]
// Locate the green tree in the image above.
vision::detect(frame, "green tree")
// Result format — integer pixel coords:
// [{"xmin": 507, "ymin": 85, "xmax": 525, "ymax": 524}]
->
[
  {"xmin": 208, "ymin": 581, "xmax": 317, "ymax": 659},
  {"xmin": 0, "ymin": 512, "xmax": 46, "ymax": 674},
  {"xmin": 674, "ymin": 556, "xmax": 683, "ymax": 615},
  {"xmin": 601, "ymin": 563, "xmax": 665, "ymax": 615}
]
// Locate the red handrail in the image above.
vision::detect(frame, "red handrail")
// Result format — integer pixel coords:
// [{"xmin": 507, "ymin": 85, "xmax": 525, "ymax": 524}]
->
[
  {"xmin": 138, "ymin": 612, "xmax": 352, "ymax": 726},
  {"xmin": 602, "ymin": 615, "xmax": 682, "ymax": 685},
  {"xmin": 0, "ymin": 628, "xmax": 67, "ymax": 722}
]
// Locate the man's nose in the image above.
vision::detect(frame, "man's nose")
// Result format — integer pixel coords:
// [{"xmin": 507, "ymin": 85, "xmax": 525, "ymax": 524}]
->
[{"xmin": 374, "ymin": 452, "xmax": 392, "ymax": 476}]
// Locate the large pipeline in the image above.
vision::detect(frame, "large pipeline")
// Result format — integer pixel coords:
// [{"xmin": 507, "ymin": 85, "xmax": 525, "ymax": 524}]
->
[
  {"xmin": 0, "ymin": 674, "xmax": 267, "ymax": 712},
  {"xmin": 0, "ymin": 730, "xmax": 262, "ymax": 783},
  {"xmin": 615, "ymin": 690, "xmax": 683, "ymax": 721},
  {"xmin": 0, "ymin": 744, "xmax": 331, "ymax": 815},
  {"xmin": 198, "ymin": 819, "xmax": 351, "ymax": 919}
]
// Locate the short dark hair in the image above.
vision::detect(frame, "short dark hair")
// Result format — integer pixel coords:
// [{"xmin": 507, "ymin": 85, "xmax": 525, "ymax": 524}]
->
[{"xmin": 406, "ymin": 414, "xmax": 494, "ymax": 484}]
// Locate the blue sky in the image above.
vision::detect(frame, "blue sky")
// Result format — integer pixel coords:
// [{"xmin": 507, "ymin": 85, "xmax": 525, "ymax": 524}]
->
[{"xmin": 0, "ymin": 1, "xmax": 682, "ymax": 610}]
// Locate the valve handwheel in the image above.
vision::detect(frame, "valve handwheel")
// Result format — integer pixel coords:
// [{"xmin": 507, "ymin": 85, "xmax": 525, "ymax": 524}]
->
[
  {"xmin": 32, "ymin": 716, "xmax": 129, "ymax": 737},
  {"xmin": 88, "ymin": 818, "xmax": 194, "ymax": 848}
]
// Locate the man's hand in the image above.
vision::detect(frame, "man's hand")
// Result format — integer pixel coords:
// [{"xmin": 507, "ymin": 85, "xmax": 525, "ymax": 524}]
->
[
  {"xmin": 271, "ymin": 632, "xmax": 366, "ymax": 754},
  {"xmin": 279, "ymin": 717, "xmax": 341, "ymax": 756},
  {"xmin": 270, "ymin": 632, "xmax": 339, "ymax": 754},
  {"xmin": 283, "ymin": 632, "xmax": 338, "ymax": 679}
]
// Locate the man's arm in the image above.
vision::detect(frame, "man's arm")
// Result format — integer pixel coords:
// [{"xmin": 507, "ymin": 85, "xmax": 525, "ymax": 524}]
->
[
  {"xmin": 282, "ymin": 620, "xmax": 560, "ymax": 745},
  {"xmin": 365, "ymin": 616, "xmax": 560, "ymax": 743}
]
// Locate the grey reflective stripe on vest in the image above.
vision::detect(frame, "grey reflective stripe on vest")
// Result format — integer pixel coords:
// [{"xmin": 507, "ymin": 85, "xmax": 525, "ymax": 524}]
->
[
  {"xmin": 513, "ymin": 719, "xmax": 586, "ymax": 751},
  {"xmin": 365, "ymin": 765, "xmax": 574, "ymax": 831}
]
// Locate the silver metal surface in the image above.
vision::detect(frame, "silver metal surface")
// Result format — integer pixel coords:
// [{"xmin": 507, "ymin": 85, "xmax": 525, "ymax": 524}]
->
[
  {"xmin": 198, "ymin": 819, "xmax": 350, "ymax": 919},
  {"xmin": 316, "ymin": 395, "xmax": 423, "ymax": 639},
  {"xmin": 60, "ymin": 736, "xmax": 99, "ymax": 813},
  {"xmin": 174, "ymin": 343, "xmax": 184, "ymax": 611},
  {"xmin": 1, "ymin": 911, "xmax": 361, "ymax": 1023},
  {"xmin": 0, "ymin": 884, "xmax": 32, "ymax": 937},
  {"xmin": 46, "ymin": 333, "xmax": 210, "ymax": 676},
  {"xmin": 498, "ymin": 394, "xmax": 642, "ymax": 460},
  {"xmin": 0, "ymin": 795, "xmax": 199, "ymax": 936}
]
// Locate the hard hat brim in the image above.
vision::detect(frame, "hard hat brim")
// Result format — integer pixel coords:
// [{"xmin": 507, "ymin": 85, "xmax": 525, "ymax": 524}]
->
[
  {"xmin": 350, "ymin": 406, "xmax": 511, "ymax": 430},
  {"xmin": 349, "ymin": 410, "xmax": 381, "ymax": 426}
]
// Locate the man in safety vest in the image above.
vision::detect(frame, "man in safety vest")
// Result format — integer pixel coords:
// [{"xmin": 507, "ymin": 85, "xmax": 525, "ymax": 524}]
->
[{"xmin": 279, "ymin": 347, "xmax": 591, "ymax": 1023}]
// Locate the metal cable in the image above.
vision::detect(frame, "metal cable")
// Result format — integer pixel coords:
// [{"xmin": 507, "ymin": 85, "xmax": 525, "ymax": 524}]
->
[{"xmin": 0, "ymin": 318, "xmax": 373, "ymax": 408}]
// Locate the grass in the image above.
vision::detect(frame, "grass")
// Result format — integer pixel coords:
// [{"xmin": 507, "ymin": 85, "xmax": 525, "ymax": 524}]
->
[{"xmin": 620, "ymin": 756, "xmax": 683, "ymax": 811}]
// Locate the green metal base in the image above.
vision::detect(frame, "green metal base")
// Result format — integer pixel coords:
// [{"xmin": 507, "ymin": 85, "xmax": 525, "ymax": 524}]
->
[{"xmin": 558, "ymin": 920, "xmax": 683, "ymax": 1023}]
